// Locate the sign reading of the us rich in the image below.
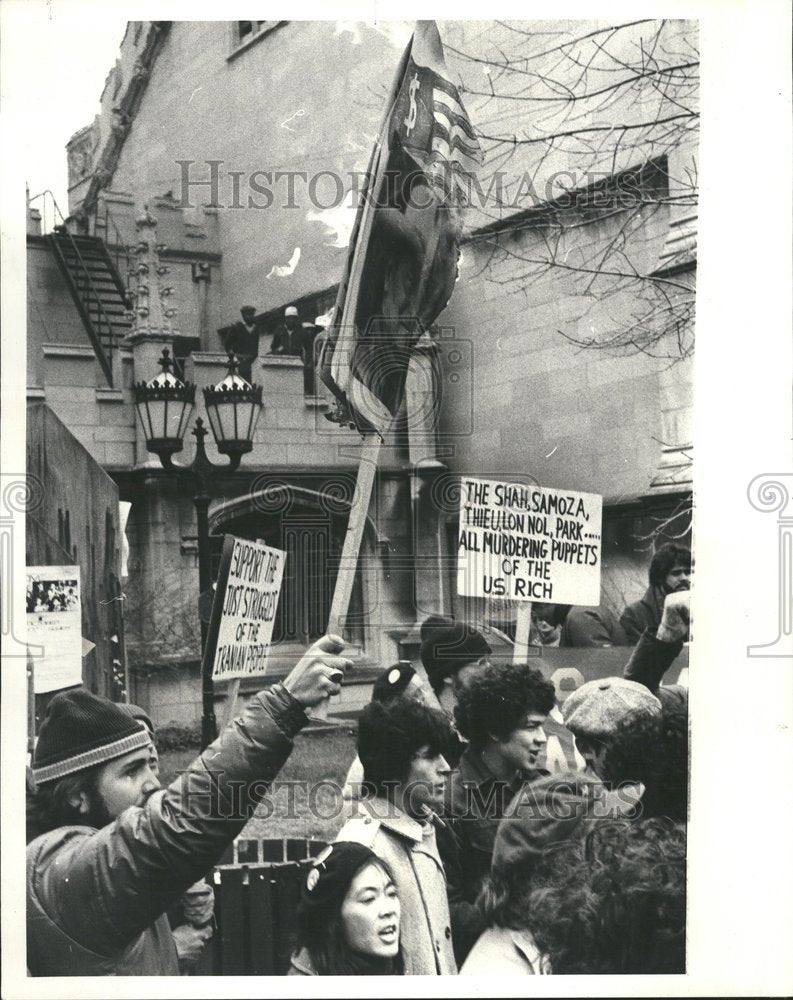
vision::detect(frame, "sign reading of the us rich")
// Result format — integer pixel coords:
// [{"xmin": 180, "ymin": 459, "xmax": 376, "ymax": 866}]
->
[
  {"xmin": 206, "ymin": 536, "xmax": 285, "ymax": 682},
  {"xmin": 457, "ymin": 477, "xmax": 603, "ymax": 605}
]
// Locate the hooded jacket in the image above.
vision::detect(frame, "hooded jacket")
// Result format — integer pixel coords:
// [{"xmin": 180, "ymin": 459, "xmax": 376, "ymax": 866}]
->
[{"xmin": 27, "ymin": 684, "xmax": 307, "ymax": 976}]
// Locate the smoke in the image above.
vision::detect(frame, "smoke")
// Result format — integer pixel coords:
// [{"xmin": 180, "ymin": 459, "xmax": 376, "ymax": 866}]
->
[
  {"xmin": 265, "ymin": 247, "xmax": 301, "ymax": 279},
  {"xmin": 306, "ymin": 204, "xmax": 356, "ymax": 249}
]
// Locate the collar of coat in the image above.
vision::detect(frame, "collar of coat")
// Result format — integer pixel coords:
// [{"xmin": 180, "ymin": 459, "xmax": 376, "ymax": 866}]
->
[{"xmin": 357, "ymin": 796, "xmax": 436, "ymax": 845}]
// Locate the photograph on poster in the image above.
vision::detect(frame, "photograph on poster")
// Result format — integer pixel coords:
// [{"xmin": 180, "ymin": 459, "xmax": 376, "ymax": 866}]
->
[{"xmin": 1, "ymin": 4, "xmax": 791, "ymax": 998}]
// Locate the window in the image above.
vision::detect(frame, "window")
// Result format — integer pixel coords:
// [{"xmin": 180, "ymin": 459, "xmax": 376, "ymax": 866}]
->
[
  {"xmin": 230, "ymin": 21, "xmax": 284, "ymax": 57},
  {"xmin": 171, "ymin": 335, "xmax": 201, "ymax": 383}
]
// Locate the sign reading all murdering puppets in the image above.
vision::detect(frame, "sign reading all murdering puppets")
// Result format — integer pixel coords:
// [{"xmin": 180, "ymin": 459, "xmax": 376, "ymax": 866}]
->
[
  {"xmin": 457, "ymin": 476, "xmax": 603, "ymax": 606},
  {"xmin": 205, "ymin": 536, "xmax": 286, "ymax": 682}
]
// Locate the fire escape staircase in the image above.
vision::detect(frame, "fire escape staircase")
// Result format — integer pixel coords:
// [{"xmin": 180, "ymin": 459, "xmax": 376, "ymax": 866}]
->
[{"xmin": 47, "ymin": 232, "xmax": 132, "ymax": 387}]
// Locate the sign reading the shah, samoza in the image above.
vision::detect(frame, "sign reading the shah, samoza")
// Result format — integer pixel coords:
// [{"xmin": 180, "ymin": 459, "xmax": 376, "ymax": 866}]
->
[
  {"xmin": 457, "ymin": 477, "xmax": 603, "ymax": 605},
  {"xmin": 210, "ymin": 537, "xmax": 285, "ymax": 682}
]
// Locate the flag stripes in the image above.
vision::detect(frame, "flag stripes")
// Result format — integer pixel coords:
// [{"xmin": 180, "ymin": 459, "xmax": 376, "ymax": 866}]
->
[{"xmin": 432, "ymin": 90, "xmax": 479, "ymax": 144}]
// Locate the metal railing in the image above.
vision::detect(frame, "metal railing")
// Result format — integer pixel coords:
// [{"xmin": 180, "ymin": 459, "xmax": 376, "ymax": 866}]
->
[{"xmin": 28, "ymin": 190, "xmax": 122, "ymax": 386}]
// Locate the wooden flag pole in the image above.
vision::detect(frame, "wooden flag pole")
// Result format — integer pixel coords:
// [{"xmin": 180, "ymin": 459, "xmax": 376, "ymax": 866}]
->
[
  {"xmin": 513, "ymin": 602, "xmax": 532, "ymax": 664},
  {"xmin": 310, "ymin": 433, "xmax": 382, "ymax": 720},
  {"xmin": 220, "ymin": 678, "xmax": 242, "ymax": 731},
  {"xmin": 27, "ymin": 648, "xmax": 36, "ymax": 759}
]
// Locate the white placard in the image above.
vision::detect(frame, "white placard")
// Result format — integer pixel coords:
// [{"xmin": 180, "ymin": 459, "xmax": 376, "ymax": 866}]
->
[
  {"xmin": 26, "ymin": 565, "xmax": 83, "ymax": 694},
  {"xmin": 457, "ymin": 477, "xmax": 603, "ymax": 605},
  {"xmin": 210, "ymin": 538, "xmax": 285, "ymax": 682}
]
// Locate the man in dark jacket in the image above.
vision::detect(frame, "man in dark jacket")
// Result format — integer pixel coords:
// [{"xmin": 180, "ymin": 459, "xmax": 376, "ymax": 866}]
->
[
  {"xmin": 222, "ymin": 305, "xmax": 260, "ymax": 382},
  {"xmin": 26, "ymin": 635, "xmax": 350, "ymax": 976},
  {"xmin": 619, "ymin": 543, "xmax": 692, "ymax": 643},
  {"xmin": 623, "ymin": 589, "xmax": 689, "ymax": 715},
  {"xmin": 270, "ymin": 304, "xmax": 303, "ymax": 356},
  {"xmin": 441, "ymin": 662, "xmax": 556, "ymax": 964}
]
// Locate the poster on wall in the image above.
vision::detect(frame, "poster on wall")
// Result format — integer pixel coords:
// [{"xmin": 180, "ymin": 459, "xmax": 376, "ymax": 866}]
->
[
  {"xmin": 26, "ymin": 565, "xmax": 83, "ymax": 694},
  {"xmin": 204, "ymin": 536, "xmax": 286, "ymax": 682},
  {"xmin": 457, "ymin": 476, "xmax": 603, "ymax": 606}
]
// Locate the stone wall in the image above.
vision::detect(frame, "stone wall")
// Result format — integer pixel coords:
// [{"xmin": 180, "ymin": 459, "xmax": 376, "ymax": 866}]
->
[{"xmin": 26, "ymin": 404, "xmax": 125, "ymax": 698}]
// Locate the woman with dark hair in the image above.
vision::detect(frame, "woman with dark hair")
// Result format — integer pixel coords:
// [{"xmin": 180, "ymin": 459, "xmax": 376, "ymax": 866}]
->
[
  {"xmin": 289, "ymin": 842, "xmax": 403, "ymax": 976},
  {"xmin": 527, "ymin": 818, "xmax": 687, "ymax": 974},
  {"xmin": 461, "ymin": 817, "xmax": 686, "ymax": 975}
]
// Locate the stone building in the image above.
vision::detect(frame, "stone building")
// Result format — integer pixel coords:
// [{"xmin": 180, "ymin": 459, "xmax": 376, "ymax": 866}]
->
[{"xmin": 26, "ymin": 19, "xmax": 696, "ymax": 726}]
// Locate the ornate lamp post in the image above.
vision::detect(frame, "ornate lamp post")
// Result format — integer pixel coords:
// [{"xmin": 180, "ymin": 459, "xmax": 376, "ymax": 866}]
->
[{"xmin": 134, "ymin": 348, "xmax": 263, "ymax": 746}]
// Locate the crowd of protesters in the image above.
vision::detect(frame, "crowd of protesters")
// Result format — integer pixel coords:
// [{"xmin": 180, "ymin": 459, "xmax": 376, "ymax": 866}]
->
[{"xmin": 26, "ymin": 546, "xmax": 690, "ymax": 977}]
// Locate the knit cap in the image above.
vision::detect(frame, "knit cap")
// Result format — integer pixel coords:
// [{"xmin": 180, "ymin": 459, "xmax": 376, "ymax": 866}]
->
[
  {"xmin": 371, "ymin": 663, "xmax": 417, "ymax": 704},
  {"xmin": 419, "ymin": 621, "xmax": 491, "ymax": 689},
  {"xmin": 562, "ymin": 676, "xmax": 662, "ymax": 739},
  {"xmin": 33, "ymin": 688, "xmax": 152, "ymax": 785},
  {"xmin": 119, "ymin": 702, "xmax": 155, "ymax": 736}
]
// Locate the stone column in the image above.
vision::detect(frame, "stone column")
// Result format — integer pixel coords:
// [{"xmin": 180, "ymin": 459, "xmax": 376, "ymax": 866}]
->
[{"xmin": 124, "ymin": 206, "xmax": 181, "ymax": 466}]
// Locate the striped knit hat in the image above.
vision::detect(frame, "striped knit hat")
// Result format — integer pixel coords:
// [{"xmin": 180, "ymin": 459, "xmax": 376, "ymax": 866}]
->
[{"xmin": 32, "ymin": 688, "xmax": 151, "ymax": 785}]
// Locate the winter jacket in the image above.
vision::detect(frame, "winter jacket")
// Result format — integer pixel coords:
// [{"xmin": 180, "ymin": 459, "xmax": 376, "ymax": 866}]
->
[
  {"xmin": 27, "ymin": 684, "xmax": 307, "ymax": 976},
  {"xmin": 620, "ymin": 586, "xmax": 668, "ymax": 644},
  {"xmin": 460, "ymin": 926, "xmax": 548, "ymax": 975},
  {"xmin": 442, "ymin": 748, "xmax": 549, "ymax": 965},
  {"xmin": 336, "ymin": 798, "xmax": 457, "ymax": 975},
  {"xmin": 561, "ymin": 604, "xmax": 627, "ymax": 647},
  {"xmin": 623, "ymin": 626, "xmax": 688, "ymax": 715}
]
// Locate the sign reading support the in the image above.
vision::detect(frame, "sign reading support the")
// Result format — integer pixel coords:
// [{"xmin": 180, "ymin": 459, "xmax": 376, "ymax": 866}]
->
[
  {"xmin": 457, "ymin": 477, "xmax": 603, "ymax": 605},
  {"xmin": 205, "ymin": 536, "xmax": 286, "ymax": 682}
]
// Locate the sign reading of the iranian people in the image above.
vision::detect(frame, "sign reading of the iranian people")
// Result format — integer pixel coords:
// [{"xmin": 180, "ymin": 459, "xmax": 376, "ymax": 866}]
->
[
  {"xmin": 457, "ymin": 477, "xmax": 602, "ymax": 605},
  {"xmin": 26, "ymin": 565, "xmax": 83, "ymax": 693},
  {"xmin": 205, "ymin": 536, "xmax": 285, "ymax": 682}
]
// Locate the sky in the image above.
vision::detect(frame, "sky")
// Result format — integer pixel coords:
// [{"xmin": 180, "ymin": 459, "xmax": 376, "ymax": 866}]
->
[{"xmin": 6, "ymin": 4, "xmax": 129, "ymax": 227}]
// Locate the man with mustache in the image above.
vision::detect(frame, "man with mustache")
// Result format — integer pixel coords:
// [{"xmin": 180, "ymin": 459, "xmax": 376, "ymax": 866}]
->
[
  {"xmin": 26, "ymin": 635, "xmax": 350, "ymax": 976},
  {"xmin": 619, "ymin": 543, "xmax": 692, "ymax": 644}
]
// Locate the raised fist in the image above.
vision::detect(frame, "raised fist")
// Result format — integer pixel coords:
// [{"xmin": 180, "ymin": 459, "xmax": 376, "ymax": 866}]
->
[
  {"xmin": 283, "ymin": 634, "xmax": 351, "ymax": 709},
  {"xmin": 657, "ymin": 590, "xmax": 691, "ymax": 644}
]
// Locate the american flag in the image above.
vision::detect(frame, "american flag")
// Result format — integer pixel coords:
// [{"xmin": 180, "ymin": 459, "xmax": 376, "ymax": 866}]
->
[{"xmin": 319, "ymin": 21, "xmax": 482, "ymax": 436}]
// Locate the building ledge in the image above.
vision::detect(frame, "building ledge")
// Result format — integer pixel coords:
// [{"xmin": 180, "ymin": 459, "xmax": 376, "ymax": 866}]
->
[
  {"xmin": 27, "ymin": 387, "xmax": 46, "ymax": 401},
  {"xmin": 96, "ymin": 388, "xmax": 126, "ymax": 402},
  {"xmin": 42, "ymin": 343, "xmax": 95, "ymax": 359},
  {"xmin": 260, "ymin": 355, "xmax": 303, "ymax": 369},
  {"xmin": 304, "ymin": 395, "xmax": 328, "ymax": 409}
]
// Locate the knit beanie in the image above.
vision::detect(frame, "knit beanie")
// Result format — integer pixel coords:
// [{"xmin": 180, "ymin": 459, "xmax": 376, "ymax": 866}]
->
[
  {"xmin": 419, "ymin": 614, "xmax": 454, "ymax": 645},
  {"xmin": 119, "ymin": 702, "xmax": 155, "ymax": 736},
  {"xmin": 298, "ymin": 842, "xmax": 385, "ymax": 932},
  {"xmin": 371, "ymin": 663, "xmax": 416, "ymax": 704},
  {"xmin": 420, "ymin": 621, "xmax": 491, "ymax": 690},
  {"xmin": 562, "ymin": 677, "xmax": 662, "ymax": 739},
  {"xmin": 33, "ymin": 688, "xmax": 152, "ymax": 785}
]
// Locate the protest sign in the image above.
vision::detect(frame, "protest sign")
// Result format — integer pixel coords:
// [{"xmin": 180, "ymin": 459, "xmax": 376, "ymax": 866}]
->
[
  {"xmin": 205, "ymin": 536, "xmax": 285, "ymax": 683},
  {"xmin": 457, "ymin": 476, "xmax": 603, "ymax": 606},
  {"xmin": 26, "ymin": 565, "xmax": 83, "ymax": 693}
]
